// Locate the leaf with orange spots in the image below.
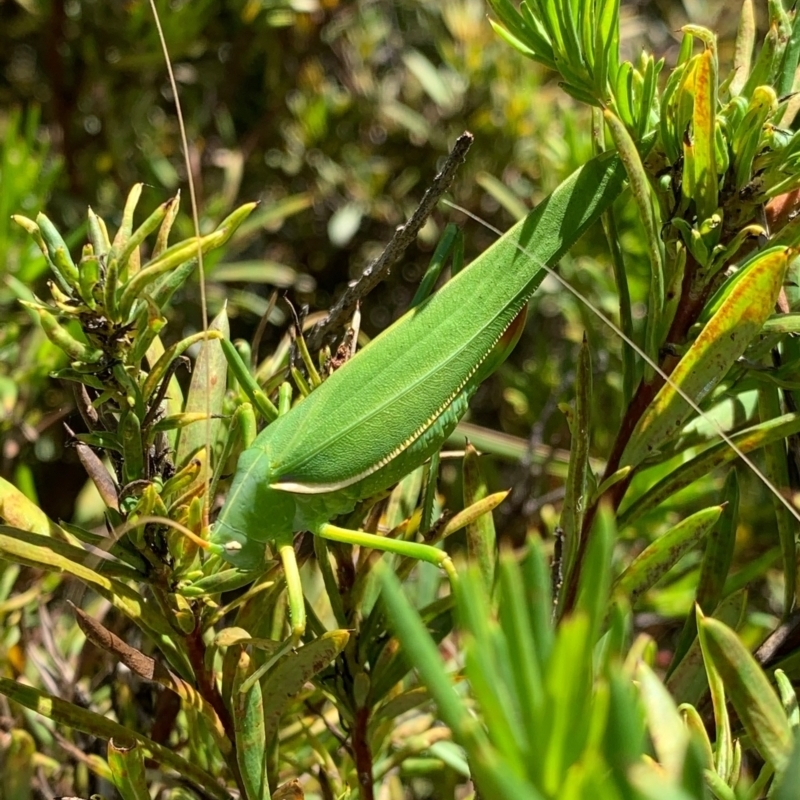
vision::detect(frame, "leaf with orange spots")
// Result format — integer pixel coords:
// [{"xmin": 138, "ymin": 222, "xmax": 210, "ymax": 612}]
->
[
  {"xmin": 621, "ymin": 246, "xmax": 790, "ymax": 468},
  {"xmin": 692, "ymin": 48, "xmax": 718, "ymax": 221}
]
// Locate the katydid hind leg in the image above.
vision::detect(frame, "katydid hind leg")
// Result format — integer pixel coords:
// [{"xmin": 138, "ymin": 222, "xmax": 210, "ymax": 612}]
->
[{"xmin": 315, "ymin": 522, "xmax": 457, "ymax": 583}]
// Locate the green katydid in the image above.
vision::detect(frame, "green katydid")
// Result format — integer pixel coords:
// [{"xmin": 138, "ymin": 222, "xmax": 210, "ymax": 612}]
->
[
  {"xmin": 146, "ymin": 3, "xmax": 800, "ymax": 642},
  {"xmin": 206, "ymin": 149, "xmax": 629, "ymax": 636}
]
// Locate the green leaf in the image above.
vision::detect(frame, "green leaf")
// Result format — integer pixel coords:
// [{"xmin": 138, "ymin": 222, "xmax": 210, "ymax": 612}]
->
[
  {"xmin": 758, "ymin": 383, "xmax": 796, "ymax": 613},
  {"xmin": 376, "ymin": 561, "xmax": 544, "ymax": 799},
  {"xmin": 108, "ymin": 739, "xmax": 151, "ymax": 800},
  {"xmin": 698, "ymin": 615, "xmax": 793, "ymax": 770},
  {"xmin": 668, "ymin": 590, "xmax": 746, "ymax": 707},
  {"xmin": 775, "ymin": 669, "xmax": 800, "ymax": 729},
  {"xmin": 0, "ymin": 525, "xmax": 191, "ymax": 679},
  {"xmin": 118, "ymin": 202, "xmax": 256, "ymax": 321},
  {"xmin": 560, "ymin": 336, "xmax": 592, "ymax": 587},
  {"xmin": 620, "ymin": 412, "xmax": 800, "ymax": 526},
  {"xmin": 776, "ymin": 1, "xmax": 800, "ymax": 98},
  {"xmin": 542, "ymin": 613, "xmax": 593, "ymax": 793},
  {"xmin": 669, "ymin": 470, "xmax": 739, "ymax": 671},
  {"xmin": 604, "ymin": 109, "xmax": 663, "ymax": 372},
  {"xmin": 614, "ymin": 506, "xmax": 722, "ymax": 607},
  {"xmin": 621, "ymin": 247, "xmax": 790, "ymax": 468},
  {"xmin": 463, "ymin": 442, "xmax": 497, "ymax": 591},
  {"xmin": 637, "ymin": 662, "xmax": 689, "ymax": 779},
  {"xmin": 261, "ymin": 631, "xmax": 349, "ymax": 744},
  {"xmin": 0, "ymin": 679, "xmax": 228, "ymax": 800},
  {"xmin": 574, "ymin": 502, "xmax": 615, "ymax": 642},
  {"xmin": 732, "ymin": 87, "xmax": 776, "ymax": 191},
  {"xmin": 498, "ymin": 552, "xmax": 545, "ymax": 774},
  {"xmin": 771, "ymin": 733, "xmax": 800, "ymax": 799},
  {"xmin": 175, "ymin": 306, "xmax": 229, "ymax": 469},
  {"xmin": 232, "ymin": 649, "xmax": 269, "ymax": 800},
  {"xmin": 458, "ymin": 568, "xmax": 528, "ymax": 776}
]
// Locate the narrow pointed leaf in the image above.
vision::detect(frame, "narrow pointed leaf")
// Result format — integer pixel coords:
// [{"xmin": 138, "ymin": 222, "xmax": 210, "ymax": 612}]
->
[
  {"xmin": 262, "ymin": 631, "xmax": 349, "ymax": 743},
  {"xmin": 637, "ymin": 662, "xmax": 688, "ymax": 778},
  {"xmin": 621, "ymin": 247, "xmax": 790, "ymax": 468},
  {"xmin": 463, "ymin": 443, "xmax": 497, "ymax": 590},
  {"xmin": 692, "ymin": 48, "xmax": 718, "ymax": 220},
  {"xmin": 667, "ymin": 590, "xmax": 746, "ymax": 706},
  {"xmin": 560, "ymin": 336, "xmax": 591, "ymax": 586},
  {"xmin": 620, "ymin": 412, "xmax": 800, "ymax": 526},
  {"xmin": 175, "ymin": 307, "xmax": 230, "ymax": 469},
  {"xmin": 614, "ymin": 506, "xmax": 722, "ymax": 607},
  {"xmin": 0, "ymin": 679, "xmax": 228, "ymax": 800},
  {"xmin": 699, "ymin": 615, "xmax": 793, "ymax": 770},
  {"xmin": 233, "ymin": 649, "xmax": 269, "ymax": 800},
  {"xmin": 669, "ymin": 470, "xmax": 738, "ymax": 670},
  {"xmin": 758, "ymin": 384, "xmax": 796, "ymax": 613}
]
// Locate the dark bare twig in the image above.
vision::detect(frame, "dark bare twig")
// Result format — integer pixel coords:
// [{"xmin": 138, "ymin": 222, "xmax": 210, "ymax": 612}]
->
[
  {"xmin": 551, "ymin": 526, "xmax": 564, "ymax": 621},
  {"xmin": 755, "ymin": 609, "xmax": 800, "ymax": 668},
  {"xmin": 141, "ymin": 355, "xmax": 190, "ymax": 431},
  {"xmin": 251, "ymin": 289, "xmax": 279, "ymax": 370},
  {"xmin": 306, "ymin": 131, "xmax": 474, "ymax": 353}
]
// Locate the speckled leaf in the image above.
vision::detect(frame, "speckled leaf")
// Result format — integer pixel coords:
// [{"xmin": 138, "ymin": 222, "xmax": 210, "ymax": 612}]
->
[
  {"xmin": 175, "ymin": 307, "xmax": 229, "ymax": 470},
  {"xmin": 108, "ymin": 739, "xmax": 150, "ymax": 800},
  {"xmin": 692, "ymin": 48, "xmax": 717, "ymax": 221},
  {"xmin": 621, "ymin": 247, "xmax": 790, "ymax": 468},
  {"xmin": 699, "ymin": 615, "xmax": 793, "ymax": 771},
  {"xmin": 613, "ymin": 506, "xmax": 722, "ymax": 607},
  {"xmin": 560, "ymin": 336, "xmax": 591, "ymax": 585},
  {"xmin": 232, "ymin": 649, "xmax": 269, "ymax": 800},
  {"xmin": 0, "ymin": 679, "xmax": 228, "ymax": 800},
  {"xmin": 262, "ymin": 631, "xmax": 349, "ymax": 743}
]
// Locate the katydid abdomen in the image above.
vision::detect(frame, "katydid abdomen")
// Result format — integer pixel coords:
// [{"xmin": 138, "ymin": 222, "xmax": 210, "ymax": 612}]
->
[{"xmin": 211, "ymin": 147, "xmax": 628, "ymax": 571}]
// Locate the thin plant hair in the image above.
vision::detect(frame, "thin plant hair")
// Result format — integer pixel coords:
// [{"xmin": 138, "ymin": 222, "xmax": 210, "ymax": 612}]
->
[{"xmin": 149, "ymin": 0, "xmax": 212, "ymax": 529}]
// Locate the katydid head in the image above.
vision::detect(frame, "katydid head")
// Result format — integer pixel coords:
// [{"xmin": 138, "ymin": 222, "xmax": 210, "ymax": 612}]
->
[{"xmin": 209, "ymin": 444, "xmax": 296, "ymax": 570}]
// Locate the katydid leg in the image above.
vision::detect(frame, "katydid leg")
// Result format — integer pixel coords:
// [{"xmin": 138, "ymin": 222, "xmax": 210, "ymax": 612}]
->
[
  {"xmin": 314, "ymin": 522, "xmax": 457, "ymax": 582},
  {"xmin": 277, "ymin": 538, "xmax": 306, "ymax": 643}
]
